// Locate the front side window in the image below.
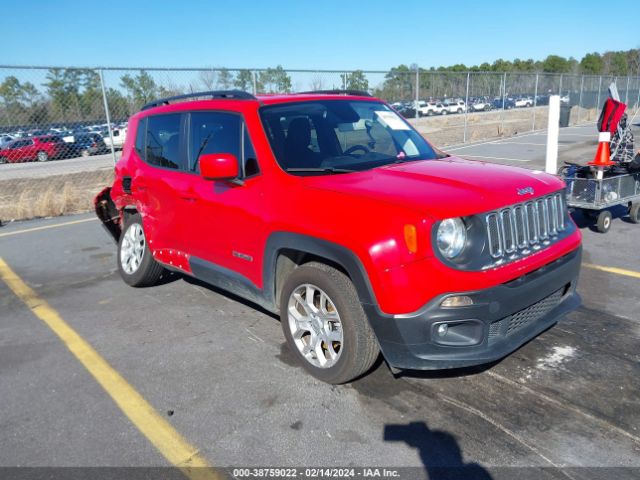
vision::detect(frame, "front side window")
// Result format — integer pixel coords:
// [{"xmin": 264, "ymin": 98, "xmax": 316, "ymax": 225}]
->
[
  {"xmin": 189, "ymin": 112, "xmax": 241, "ymax": 172},
  {"xmin": 260, "ymin": 100, "xmax": 438, "ymax": 174},
  {"xmin": 146, "ymin": 114, "xmax": 182, "ymax": 169}
]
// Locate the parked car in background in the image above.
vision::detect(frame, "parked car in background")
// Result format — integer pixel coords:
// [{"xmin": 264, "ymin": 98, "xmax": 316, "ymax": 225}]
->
[
  {"xmin": 418, "ymin": 102, "xmax": 444, "ymax": 116},
  {"xmin": 441, "ymin": 100, "xmax": 466, "ymax": 114},
  {"xmin": 69, "ymin": 133, "xmax": 109, "ymax": 157},
  {"xmin": 397, "ymin": 105, "xmax": 418, "ymax": 118},
  {"xmin": 102, "ymin": 127, "xmax": 127, "ymax": 150},
  {"xmin": 535, "ymin": 95, "xmax": 550, "ymax": 106},
  {"xmin": 0, "ymin": 135, "xmax": 15, "ymax": 148},
  {"xmin": 0, "ymin": 135, "xmax": 64, "ymax": 163},
  {"xmin": 514, "ymin": 97, "xmax": 533, "ymax": 108},
  {"xmin": 469, "ymin": 98, "xmax": 492, "ymax": 112},
  {"xmin": 492, "ymin": 97, "xmax": 516, "ymax": 110}
]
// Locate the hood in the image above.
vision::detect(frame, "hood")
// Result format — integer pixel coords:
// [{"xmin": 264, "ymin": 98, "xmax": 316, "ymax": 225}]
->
[{"xmin": 304, "ymin": 157, "xmax": 564, "ymax": 219}]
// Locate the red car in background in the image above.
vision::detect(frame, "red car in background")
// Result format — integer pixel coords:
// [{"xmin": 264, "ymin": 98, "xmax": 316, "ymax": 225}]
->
[{"xmin": 0, "ymin": 135, "xmax": 65, "ymax": 164}]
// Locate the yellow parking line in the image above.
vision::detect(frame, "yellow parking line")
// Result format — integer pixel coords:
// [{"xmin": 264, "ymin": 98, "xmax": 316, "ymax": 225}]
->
[
  {"xmin": 0, "ymin": 217, "xmax": 97, "ymax": 238},
  {"xmin": 0, "ymin": 257, "xmax": 219, "ymax": 480},
  {"xmin": 583, "ymin": 263, "xmax": 640, "ymax": 280}
]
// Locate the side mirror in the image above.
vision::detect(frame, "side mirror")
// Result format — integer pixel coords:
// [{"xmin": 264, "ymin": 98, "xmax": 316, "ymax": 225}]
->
[{"xmin": 199, "ymin": 153, "xmax": 239, "ymax": 181}]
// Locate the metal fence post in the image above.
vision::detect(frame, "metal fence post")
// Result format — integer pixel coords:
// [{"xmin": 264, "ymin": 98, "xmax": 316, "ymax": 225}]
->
[
  {"xmin": 463, "ymin": 72, "xmax": 470, "ymax": 143},
  {"xmin": 532, "ymin": 73, "xmax": 539, "ymax": 131},
  {"xmin": 99, "ymin": 69, "xmax": 117, "ymax": 166},
  {"xmin": 625, "ymin": 76, "xmax": 630, "ymax": 105},
  {"xmin": 252, "ymin": 70, "xmax": 257, "ymax": 95},
  {"xmin": 501, "ymin": 72, "xmax": 506, "ymax": 135},
  {"xmin": 596, "ymin": 76, "xmax": 602, "ymax": 111},
  {"xmin": 415, "ymin": 67, "xmax": 419, "ymax": 119},
  {"xmin": 558, "ymin": 74, "xmax": 563, "ymax": 96},
  {"xmin": 577, "ymin": 75, "xmax": 584, "ymax": 124}
]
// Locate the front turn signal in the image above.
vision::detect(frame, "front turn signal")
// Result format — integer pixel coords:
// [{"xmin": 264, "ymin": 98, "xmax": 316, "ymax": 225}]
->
[{"xmin": 404, "ymin": 224, "xmax": 418, "ymax": 254}]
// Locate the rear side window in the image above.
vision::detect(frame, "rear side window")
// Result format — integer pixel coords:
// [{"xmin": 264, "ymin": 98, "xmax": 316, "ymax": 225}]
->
[
  {"xmin": 146, "ymin": 114, "xmax": 183, "ymax": 169},
  {"xmin": 135, "ymin": 118, "xmax": 146, "ymax": 158}
]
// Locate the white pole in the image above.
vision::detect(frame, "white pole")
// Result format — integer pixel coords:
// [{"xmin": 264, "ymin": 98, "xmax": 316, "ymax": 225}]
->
[{"xmin": 546, "ymin": 95, "xmax": 561, "ymax": 174}]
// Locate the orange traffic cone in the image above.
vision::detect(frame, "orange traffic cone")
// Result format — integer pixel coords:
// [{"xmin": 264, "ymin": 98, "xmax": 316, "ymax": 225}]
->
[{"xmin": 588, "ymin": 132, "xmax": 615, "ymax": 167}]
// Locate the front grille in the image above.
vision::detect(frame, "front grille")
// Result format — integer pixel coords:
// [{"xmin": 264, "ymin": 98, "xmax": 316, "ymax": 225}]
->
[
  {"xmin": 488, "ymin": 287, "xmax": 565, "ymax": 343},
  {"xmin": 486, "ymin": 193, "xmax": 566, "ymax": 263}
]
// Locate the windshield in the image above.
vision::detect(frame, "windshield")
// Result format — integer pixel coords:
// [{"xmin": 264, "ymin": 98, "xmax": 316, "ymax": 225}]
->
[{"xmin": 259, "ymin": 100, "xmax": 439, "ymax": 174}]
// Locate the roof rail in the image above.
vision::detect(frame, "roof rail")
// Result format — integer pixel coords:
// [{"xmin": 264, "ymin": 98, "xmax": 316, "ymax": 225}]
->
[
  {"xmin": 296, "ymin": 89, "xmax": 373, "ymax": 97},
  {"xmin": 141, "ymin": 90, "xmax": 257, "ymax": 110}
]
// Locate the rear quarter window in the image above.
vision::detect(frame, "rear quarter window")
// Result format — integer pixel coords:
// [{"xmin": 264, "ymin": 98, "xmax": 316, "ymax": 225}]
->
[{"xmin": 134, "ymin": 118, "xmax": 146, "ymax": 159}]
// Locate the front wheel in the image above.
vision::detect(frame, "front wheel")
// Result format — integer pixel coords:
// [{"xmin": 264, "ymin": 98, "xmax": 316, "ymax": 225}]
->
[
  {"xmin": 441, "ymin": 110, "xmax": 448, "ymax": 115},
  {"xmin": 629, "ymin": 203, "xmax": 640, "ymax": 224},
  {"xmin": 596, "ymin": 210, "xmax": 612, "ymax": 233},
  {"xmin": 280, "ymin": 262, "xmax": 379, "ymax": 384},
  {"xmin": 37, "ymin": 151, "xmax": 49, "ymax": 162},
  {"xmin": 117, "ymin": 213, "xmax": 164, "ymax": 287}
]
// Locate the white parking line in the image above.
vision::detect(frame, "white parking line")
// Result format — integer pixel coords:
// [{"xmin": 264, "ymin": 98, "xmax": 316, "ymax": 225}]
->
[
  {"xmin": 461, "ymin": 154, "xmax": 530, "ymax": 162},
  {"xmin": 488, "ymin": 141, "xmax": 570, "ymax": 147}
]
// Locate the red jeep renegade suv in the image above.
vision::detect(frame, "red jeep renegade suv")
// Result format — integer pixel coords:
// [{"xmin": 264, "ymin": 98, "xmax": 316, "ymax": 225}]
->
[{"xmin": 95, "ymin": 90, "xmax": 582, "ymax": 384}]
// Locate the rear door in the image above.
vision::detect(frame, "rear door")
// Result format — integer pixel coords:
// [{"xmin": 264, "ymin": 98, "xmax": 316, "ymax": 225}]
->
[{"xmin": 132, "ymin": 113, "xmax": 193, "ymax": 258}]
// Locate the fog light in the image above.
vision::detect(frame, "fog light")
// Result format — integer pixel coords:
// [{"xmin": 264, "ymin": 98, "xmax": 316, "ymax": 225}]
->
[
  {"xmin": 440, "ymin": 295, "xmax": 473, "ymax": 308},
  {"xmin": 437, "ymin": 324, "xmax": 448, "ymax": 337}
]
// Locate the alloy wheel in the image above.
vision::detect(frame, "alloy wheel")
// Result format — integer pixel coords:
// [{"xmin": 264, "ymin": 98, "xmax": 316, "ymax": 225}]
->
[
  {"xmin": 120, "ymin": 223, "xmax": 146, "ymax": 274},
  {"xmin": 287, "ymin": 283, "xmax": 343, "ymax": 368}
]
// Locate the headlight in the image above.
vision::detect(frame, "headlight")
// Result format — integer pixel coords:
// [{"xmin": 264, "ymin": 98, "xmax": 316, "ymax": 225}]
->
[{"xmin": 437, "ymin": 217, "xmax": 467, "ymax": 259}]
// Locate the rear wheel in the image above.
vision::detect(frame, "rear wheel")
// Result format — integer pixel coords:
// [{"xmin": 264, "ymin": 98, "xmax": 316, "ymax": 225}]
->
[
  {"xmin": 441, "ymin": 110, "xmax": 448, "ymax": 115},
  {"xmin": 596, "ymin": 210, "xmax": 612, "ymax": 233},
  {"xmin": 280, "ymin": 262, "xmax": 379, "ymax": 384},
  {"xmin": 0, "ymin": 156, "xmax": 7, "ymax": 164},
  {"xmin": 37, "ymin": 151, "xmax": 49, "ymax": 162},
  {"xmin": 457, "ymin": 108, "xmax": 463, "ymax": 114},
  {"xmin": 629, "ymin": 203, "xmax": 640, "ymax": 224},
  {"xmin": 117, "ymin": 213, "xmax": 164, "ymax": 287}
]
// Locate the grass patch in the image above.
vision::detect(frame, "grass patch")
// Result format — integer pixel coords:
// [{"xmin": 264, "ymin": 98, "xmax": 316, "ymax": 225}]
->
[{"xmin": 0, "ymin": 170, "xmax": 114, "ymax": 222}]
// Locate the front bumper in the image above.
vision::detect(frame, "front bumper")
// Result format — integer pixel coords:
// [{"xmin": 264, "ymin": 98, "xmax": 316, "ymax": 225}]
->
[{"xmin": 364, "ymin": 246, "xmax": 582, "ymax": 370}]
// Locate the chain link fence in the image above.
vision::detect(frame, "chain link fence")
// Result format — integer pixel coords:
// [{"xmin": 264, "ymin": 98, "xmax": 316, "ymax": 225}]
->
[{"xmin": 0, "ymin": 65, "xmax": 639, "ymax": 222}]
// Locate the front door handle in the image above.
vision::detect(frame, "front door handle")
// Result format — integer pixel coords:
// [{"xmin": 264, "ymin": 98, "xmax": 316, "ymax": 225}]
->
[{"xmin": 179, "ymin": 190, "xmax": 197, "ymax": 202}]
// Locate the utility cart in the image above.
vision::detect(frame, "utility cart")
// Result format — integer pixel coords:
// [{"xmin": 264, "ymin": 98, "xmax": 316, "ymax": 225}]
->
[{"xmin": 563, "ymin": 170, "xmax": 640, "ymax": 233}]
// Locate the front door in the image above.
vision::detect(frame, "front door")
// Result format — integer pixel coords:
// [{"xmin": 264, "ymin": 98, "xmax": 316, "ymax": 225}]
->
[{"xmin": 181, "ymin": 111, "xmax": 268, "ymax": 287}]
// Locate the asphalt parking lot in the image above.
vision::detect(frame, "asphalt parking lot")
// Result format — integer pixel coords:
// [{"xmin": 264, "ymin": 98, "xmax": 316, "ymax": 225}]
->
[{"xmin": 1, "ymin": 128, "xmax": 639, "ymax": 479}]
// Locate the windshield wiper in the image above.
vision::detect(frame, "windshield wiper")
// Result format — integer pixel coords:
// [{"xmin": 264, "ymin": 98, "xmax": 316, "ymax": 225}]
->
[{"xmin": 285, "ymin": 167, "xmax": 356, "ymax": 174}]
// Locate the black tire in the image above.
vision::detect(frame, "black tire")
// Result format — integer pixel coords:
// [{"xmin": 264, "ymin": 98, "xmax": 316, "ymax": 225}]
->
[
  {"xmin": 117, "ymin": 213, "xmax": 164, "ymax": 287},
  {"xmin": 457, "ymin": 108, "xmax": 463, "ymax": 114},
  {"xmin": 81, "ymin": 149, "xmax": 90, "ymax": 157},
  {"xmin": 427, "ymin": 111, "xmax": 433, "ymax": 116},
  {"xmin": 629, "ymin": 204, "xmax": 640, "ymax": 224},
  {"xmin": 441, "ymin": 110, "xmax": 448, "ymax": 115},
  {"xmin": 37, "ymin": 151, "xmax": 49, "ymax": 162},
  {"xmin": 596, "ymin": 210, "xmax": 612, "ymax": 233},
  {"xmin": 0, "ymin": 156, "xmax": 7, "ymax": 164},
  {"xmin": 280, "ymin": 262, "xmax": 379, "ymax": 384}
]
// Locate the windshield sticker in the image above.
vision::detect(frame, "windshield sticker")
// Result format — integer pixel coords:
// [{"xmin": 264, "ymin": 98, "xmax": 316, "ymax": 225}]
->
[{"xmin": 375, "ymin": 111, "xmax": 410, "ymax": 130}]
